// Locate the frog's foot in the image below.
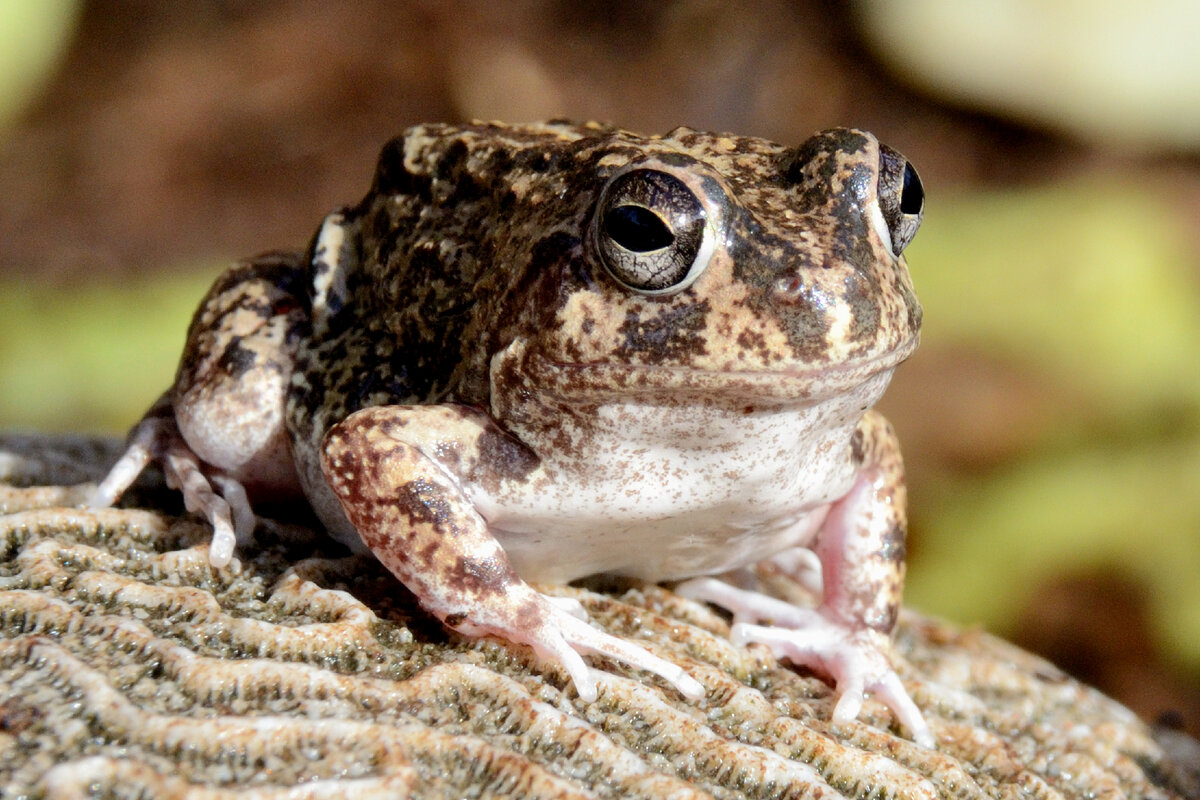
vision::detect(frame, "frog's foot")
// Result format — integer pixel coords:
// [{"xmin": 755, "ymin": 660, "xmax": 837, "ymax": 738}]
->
[
  {"xmin": 732, "ymin": 620, "xmax": 932, "ymax": 747},
  {"xmin": 453, "ymin": 586, "xmax": 706, "ymax": 703},
  {"xmin": 677, "ymin": 577, "xmax": 932, "ymax": 748},
  {"xmin": 88, "ymin": 413, "xmax": 254, "ymax": 568}
]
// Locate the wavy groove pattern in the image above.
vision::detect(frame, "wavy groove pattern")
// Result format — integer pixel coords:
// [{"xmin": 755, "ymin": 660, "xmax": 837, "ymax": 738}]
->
[{"xmin": 0, "ymin": 435, "xmax": 1193, "ymax": 799}]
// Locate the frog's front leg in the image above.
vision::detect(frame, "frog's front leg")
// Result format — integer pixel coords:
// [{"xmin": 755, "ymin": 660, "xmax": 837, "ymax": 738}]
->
[
  {"xmin": 678, "ymin": 410, "xmax": 932, "ymax": 746},
  {"xmin": 321, "ymin": 405, "xmax": 705, "ymax": 703}
]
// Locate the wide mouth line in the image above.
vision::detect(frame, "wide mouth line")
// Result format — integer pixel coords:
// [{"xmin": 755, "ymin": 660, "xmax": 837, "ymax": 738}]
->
[
  {"xmin": 532, "ymin": 338, "xmax": 918, "ymax": 381},
  {"xmin": 519, "ymin": 341, "xmax": 916, "ymax": 402}
]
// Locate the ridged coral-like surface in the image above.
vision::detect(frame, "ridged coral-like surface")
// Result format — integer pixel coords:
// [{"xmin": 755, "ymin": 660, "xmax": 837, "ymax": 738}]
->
[{"xmin": 1, "ymin": 434, "xmax": 1197, "ymax": 799}]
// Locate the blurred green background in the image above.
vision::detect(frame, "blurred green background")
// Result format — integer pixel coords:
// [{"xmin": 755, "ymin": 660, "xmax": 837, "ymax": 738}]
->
[{"xmin": 1, "ymin": 0, "xmax": 1197, "ymax": 733}]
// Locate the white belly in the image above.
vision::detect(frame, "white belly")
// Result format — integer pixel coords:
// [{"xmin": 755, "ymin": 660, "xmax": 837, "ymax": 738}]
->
[
  {"xmin": 494, "ymin": 503, "xmax": 832, "ymax": 583},
  {"xmin": 472, "ymin": 399, "xmax": 860, "ymax": 583}
]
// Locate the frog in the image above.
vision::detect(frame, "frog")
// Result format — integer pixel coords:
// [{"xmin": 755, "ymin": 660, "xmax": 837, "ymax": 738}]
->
[{"xmin": 90, "ymin": 120, "xmax": 930, "ymax": 746}]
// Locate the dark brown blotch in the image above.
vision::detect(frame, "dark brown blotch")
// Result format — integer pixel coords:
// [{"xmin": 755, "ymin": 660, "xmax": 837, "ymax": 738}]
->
[
  {"xmin": 870, "ymin": 602, "xmax": 900, "ymax": 634},
  {"xmin": 735, "ymin": 328, "xmax": 771, "ymax": 363},
  {"xmin": 780, "ymin": 129, "xmax": 870, "ymax": 189},
  {"xmin": 372, "ymin": 135, "xmax": 432, "ymax": 201},
  {"xmin": 731, "ymin": 230, "xmax": 833, "ymax": 363},
  {"xmin": 391, "ymin": 478, "xmax": 454, "ymax": 533},
  {"xmin": 519, "ymin": 232, "xmax": 579, "ymax": 318},
  {"xmin": 215, "ymin": 337, "xmax": 257, "ymax": 379},
  {"xmin": 434, "ymin": 138, "xmax": 470, "ymax": 183},
  {"xmin": 849, "ymin": 428, "xmax": 865, "ymax": 465},
  {"xmin": 513, "ymin": 146, "xmax": 558, "ymax": 174},
  {"xmin": 473, "ymin": 428, "xmax": 540, "ymax": 485},
  {"xmin": 451, "ymin": 554, "xmax": 520, "ymax": 595},
  {"xmin": 614, "ymin": 299, "xmax": 710, "ymax": 365}
]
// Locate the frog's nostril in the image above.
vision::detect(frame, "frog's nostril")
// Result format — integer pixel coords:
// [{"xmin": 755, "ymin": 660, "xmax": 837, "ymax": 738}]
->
[{"xmin": 772, "ymin": 274, "xmax": 805, "ymax": 302}]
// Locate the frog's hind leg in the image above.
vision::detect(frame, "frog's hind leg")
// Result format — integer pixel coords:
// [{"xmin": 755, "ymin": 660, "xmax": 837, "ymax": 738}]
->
[
  {"xmin": 677, "ymin": 411, "xmax": 933, "ymax": 747},
  {"xmin": 90, "ymin": 252, "xmax": 309, "ymax": 567}
]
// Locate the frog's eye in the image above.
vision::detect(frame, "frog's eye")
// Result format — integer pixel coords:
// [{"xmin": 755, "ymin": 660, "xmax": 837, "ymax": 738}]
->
[
  {"xmin": 594, "ymin": 169, "xmax": 713, "ymax": 294},
  {"xmin": 877, "ymin": 145, "xmax": 924, "ymax": 257}
]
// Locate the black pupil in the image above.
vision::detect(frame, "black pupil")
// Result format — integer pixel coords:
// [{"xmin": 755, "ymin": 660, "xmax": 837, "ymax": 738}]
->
[
  {"xmin": 900, "ymin": 163, "xmax": 924, "ymax": 215},
  {"xmin": 605, "ymin": 205, "xmax": 674, "ymax": 252}
]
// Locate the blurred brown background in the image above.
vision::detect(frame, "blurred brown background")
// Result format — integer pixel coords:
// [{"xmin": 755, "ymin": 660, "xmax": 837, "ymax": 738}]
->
[{"xmin": 1, "ymin": 0, "xmax": 1197, "ymax": 735}]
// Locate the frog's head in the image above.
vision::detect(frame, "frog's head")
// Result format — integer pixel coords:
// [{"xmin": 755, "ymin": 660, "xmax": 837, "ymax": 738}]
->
[{"xmin": 511, "ymin": 127, "xmax": 923, "ymax": 406}]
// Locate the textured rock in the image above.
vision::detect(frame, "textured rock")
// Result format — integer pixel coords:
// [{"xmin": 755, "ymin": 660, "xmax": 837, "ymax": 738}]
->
[{"xmin": 1, "ymin": 433, "xmax": 1197, "ymax": 799}]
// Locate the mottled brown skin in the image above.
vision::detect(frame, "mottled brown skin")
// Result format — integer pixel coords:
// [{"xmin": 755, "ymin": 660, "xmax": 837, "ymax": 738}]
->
[
  {"xmin": 291, "ymin": 125, "xmax": 917, "ymax": 428},
  {"xmin": 172, "ymin": 254, "xmax": 308, "ymax": 499},
  {"xmin": 92, "ymin": 121, "xmax": 930, "ymax": 744}
]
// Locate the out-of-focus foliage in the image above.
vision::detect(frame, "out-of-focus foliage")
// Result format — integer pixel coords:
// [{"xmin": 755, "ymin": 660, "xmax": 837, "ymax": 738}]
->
[
  {"xmin": 904, "ymin": 180, "xmax": 1200, "ymax": 668},
  {"xmin": 856, "ymin": 0, "xmax": 1200, "ymax": 150},
  {"xmin": 912, "ymin": 182, "xmax": 1200, "ymax": 417},
  {"xmin": 0, "ymin": 269, "xmax": 216, "ymax": 433},
  {"xmin": 0, "ymin": 0, "xmax": 81, "ymax": 132}
]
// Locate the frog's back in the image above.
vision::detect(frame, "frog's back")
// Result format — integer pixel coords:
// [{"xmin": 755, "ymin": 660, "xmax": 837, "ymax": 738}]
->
[{"xmin": 330, "ymin": 123, "xmax": 601, "ymax": 405}]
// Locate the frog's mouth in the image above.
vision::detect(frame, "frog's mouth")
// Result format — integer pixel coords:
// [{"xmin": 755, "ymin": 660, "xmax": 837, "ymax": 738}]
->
[{"xmin": 505, "ymin": 335, "xmax": 918, "ymax": 405}]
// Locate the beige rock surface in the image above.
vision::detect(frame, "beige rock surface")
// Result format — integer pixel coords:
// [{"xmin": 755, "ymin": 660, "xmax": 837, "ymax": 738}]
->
[{"xmin": 1, "ymin": 433, "xmax": 1197, "ymax": 799}]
